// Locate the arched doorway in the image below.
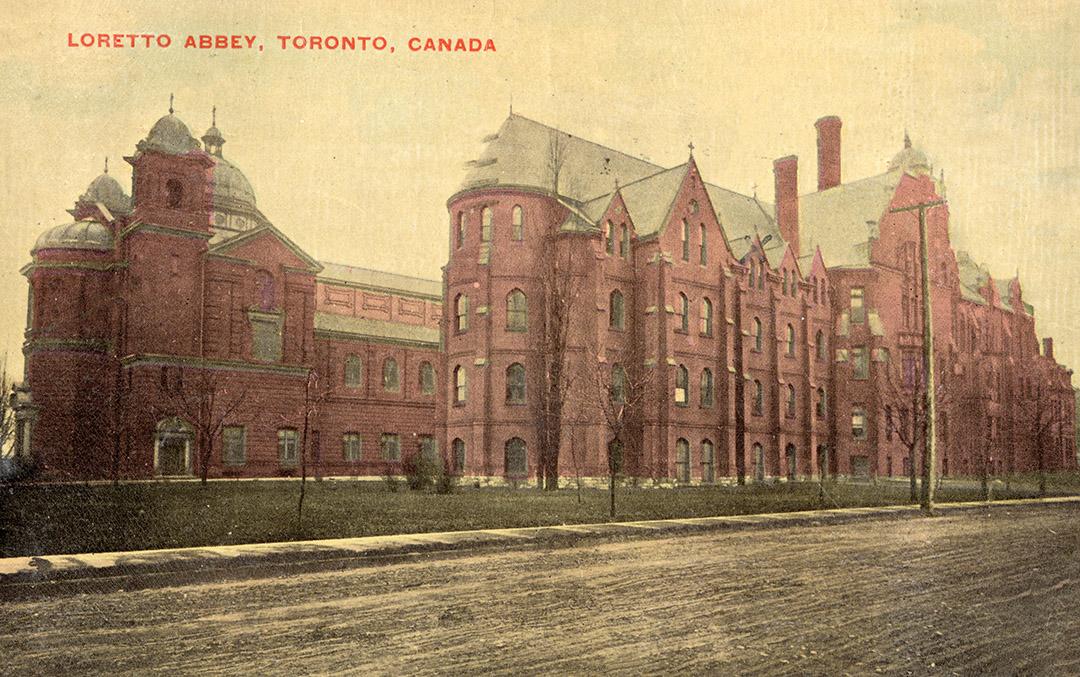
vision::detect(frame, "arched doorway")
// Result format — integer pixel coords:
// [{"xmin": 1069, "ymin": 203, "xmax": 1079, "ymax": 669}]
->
[
  {"xmin": 155, "ymin": 417, "xmax": 193, "ymax": 476},
  {"xmin": 786, "ymin": 444, "xmax": 797, "ymax": 481}
]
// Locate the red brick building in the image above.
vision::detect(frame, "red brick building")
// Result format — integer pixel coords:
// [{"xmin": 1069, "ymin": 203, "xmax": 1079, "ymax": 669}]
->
[{"xmin": 13, "ymin": 108, "xmax": 1077, "ymax": 483}]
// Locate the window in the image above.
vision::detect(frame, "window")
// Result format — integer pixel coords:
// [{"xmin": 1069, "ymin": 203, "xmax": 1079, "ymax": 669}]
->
[
  {"xmin": 753, "ymin": 317, "xmax": 763, "ymax": 351},
  {"xmin": 620, "ymin": 225, "xmax": 629, "ymax": 258},
  {"xmin": 701, "ymin": 440, "xmax": 715, "ymax": 483},
  {"xmin": 250, "ymin": 314, "xmax": 283, "ymax": 363},
  {"xmin": 852, "ymin": 347, "xmax": 869, "ymax": 379},
  {"xmin": 783, "ymin": 269, "xmax": 789, "ymax": 296},
  {"xmin": 699, "ymin": 224, "xmax": 707, "ymax": 264},
  {"xmin": 506, "ymin": 363, "xmax": 526, "ymax": 404},
  {"xmin": 816, "ymin": 387, "xmax": 826, "ymax": 419},
  {"xmin": 759, "ymin": 262, "xmax": 765, "ymax": 289},
  {"xmin": 852, "ymin": 408, "xmax": 867, "ymax": 440},
  {"xmin": 511, "ymin": 205, "xmax": 523, "ymax": 240},
  {"xmin": 255, "ymin": 270, "xmax": 275, "ymax": 311},
  {"xmin": 454, "ymin": 366, "xmax": 467, "ymax": 404},
  {"xmin": 452, "ymin": 438, "xmax": 466, "ymax": 474},
  {"xmin": 343, "ymin": 433, "xmax": 361, "ymax": 461},
  {"xmin": 850, "ymin": 287, "xmax": 865, "ymax": 324},
  {"xmin": 419, "ymin": 361, "xmax": 435, "ymax": 395},
  {"xmin": 165, "ymin": 178, "xmax": 183, "ymax": 208},
  {"xmin": 481, "ymin": 207, "xmax": 493, "ymax": 242},
  {"xmin": 700, "ymin": 298, "xmax": 713, "ymax": 336},
  {"xmin": 606, "ymin": 221, "xmax": 616, "ymax": 255},
  {"xmin": 506, "ymin": 289, "xmax": 527, "ymax": 332},
  {"xmin": 457, "ymin": 212, "xmax": 466, "ymax": 248},
  {"xmin": 676, "ymin": 438, "xmax": 690, "ymax": 482},
  {"xmin": 505, "ymin": 437, "xmax": 527, "ymax": 477},
  {"xmin": 278, "ymin": 428, "xmax": 298, "ymax": 465},
  {"xmin": 700, "ymin": 369, "xmax": 714, "ymax": 407},
  {"xmin": 380, "ymin": 433, "xmax": 401, "ymax": 461},
  {"xmin": 748, "ymin": 261, "xmax": 756, "ymax": 288},
  {"xmin": 786, "ymin": 324, "xmax": 796, "ymax": 356},
  {"xmin": 815, "ymin": 330, "xmax": 826, "ymax": 361},
  {"xmin": 681, "ymin": 219, "xmax": 690, "ymax": 261},
  {"xmin": 420, "ymin": 435, "xmax": 438, "ymax": 463},
  {"xmin": 885, "ymin": 406, "xmax": 894, "ymax": 441},
  {"xmin": 611, "ymin": 364, "xmax": 627, "ymax": 404},
  {"xmin": 679, "ymin": 293, "xmax": 689, "ymax": 331},
  {"xmin": 344, "ymin": 354, "xmax": 362, "ymax": 388},
  {"xmin": 455, "ymin": 294, "xmax": 469, "ymax": 332},
  {"xmin": 786, "ymin": 384, "xmax": 796, "ymax": 418},
  {"xmin": 753, "ymin": 443, "xmax": 765, "ymax": 481},
  {"xmin": 383, "ymin": 358, "xmax": 400, "ymax": 392},
  {"xmin": 609, "ymin": 290, "xmax": 625, "ymax": 330},
  {"xmin": 223, "ymin": 426, "xmax": 245, "ymax": 466},
  {"xmin": 753, "ymin": 380, "xmax": 763, "ymax": 415},
  {"xmin": 675, "ymin": 365, "xmax": 689, "ymax": 405},
  {"xmin": 902, "ymin": 353, "xmax": 917, "ymax": 388},
  {"xmin": 786, "ymin": 444, "xmax": 797, "ymax": 480}
]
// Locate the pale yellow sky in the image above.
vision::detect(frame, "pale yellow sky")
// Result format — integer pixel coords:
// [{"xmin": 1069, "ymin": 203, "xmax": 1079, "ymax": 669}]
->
[{"xmin": 2, "ymin": 0, "xmax": 1078, "ymax": 381}]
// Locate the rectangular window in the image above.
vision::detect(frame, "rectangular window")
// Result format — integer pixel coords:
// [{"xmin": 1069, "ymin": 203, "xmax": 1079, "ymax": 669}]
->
[
  {"xmin": 278, "ymin": 428, "xmax": 298, "ymax": 465},
  {"xmin": 681, "ymin": 220, "xmax": 690, "ymax": 261},
  {"xmin": 852, "ymin": 346, "xmax": 869, "ymax": 379},
  {"xmin": 380, "ymin": 433, "xmax": 401, "ymax": 461},
  {"xmin": 223, "ymin": 426, "xmax": 246, "ymax": 466},
  {"xmin": 619, "ymin": 225, "xmax": 629, "ymax": 258},
  {"xmin": 850, "ymin": 288, "xmax": 865, "ymax": 324},
  {"xmin": 420, "ymin": 435, "xmax": 438, "ymax": 463},
  {"xmin": 343, "ymin": 433, "xmax": 361, "ymax": 461},
  {"xmin": 250, "ymin": 313, "xmax": 283, "ymax": 363},
  {"xmin": 852, "ymin": 409, "xmax": 867, "ymax": 440}
]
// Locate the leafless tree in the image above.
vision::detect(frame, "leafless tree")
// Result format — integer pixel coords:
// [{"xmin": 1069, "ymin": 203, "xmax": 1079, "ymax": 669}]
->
[
  {"xmin": 157, "ymin": 365, "xmax": 248, "ymax": 486},
  {"xmin": 1030, "ymin": 381, "xmax": 1065, "ymax": 497},
  {"xmin": 881, "ymin": 355, "xmax": 953, "ymax": 503},
  {"xmin": 0, "ymin": 355, "xmax": 15, "ymax": 456},
  {"xmin": 296, "ymin": 368, "xmax": 329, "ymax": 530}
]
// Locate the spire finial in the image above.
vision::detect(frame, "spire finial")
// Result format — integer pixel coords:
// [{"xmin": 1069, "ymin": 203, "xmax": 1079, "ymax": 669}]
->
[
  {"xmin": 509, "ymin": 93, "xmax": 513, "ymax": 117},
  {"xmin": 903, "ymin": 129, "xmax": 911, "ymax": 149},
  {"xmin": 169, "ymin": 93, "xmax": 174, "ymax": 115},
  {"xmin": 212, "ymin": 105, "xmax": 216, "ymax": 127},
  {"xmin": 688, "ymin": 140, "xmax": 695, "ymax": 158},
  {"xmin": 104, "ymin": 157, "xmax": 108, "ymax": 174}
]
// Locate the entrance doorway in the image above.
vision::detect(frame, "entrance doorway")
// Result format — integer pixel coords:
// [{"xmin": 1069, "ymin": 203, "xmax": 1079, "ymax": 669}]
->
[
  {"xmin": 155, "ymin": 418, "xmax": 193, "ymax": 476},
  {"xmin": 786, "ymin": 444, "xmax": 797, "ymax": 481}
]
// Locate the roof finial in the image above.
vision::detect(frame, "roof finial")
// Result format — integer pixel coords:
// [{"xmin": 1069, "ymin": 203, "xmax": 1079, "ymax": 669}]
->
[
  {"xmin": 509, "ymin": 93, "xmax": 513, "ymax": 117},
  {"xmin": 103, "ymin": 157, "xmax": 108, "ymax": 174},
  {"xmin": 688, "ymin": 140, "xmax": 695, "ymax": 158},
  {"xmin": 903, "ymin": 129, "xmax": 911, "ymax": 149},
  {"xmin": 212, "ymin": 105, "xmax": 217, "ymax": 127},
  {"xmin": 169, "ymin": 93, "xmax": 174, "ymax": 115}
]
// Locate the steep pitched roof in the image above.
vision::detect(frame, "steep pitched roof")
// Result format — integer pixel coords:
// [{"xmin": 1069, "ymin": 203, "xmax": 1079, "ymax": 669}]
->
[
  {"xmin": 705, "ymin": 184, "xmax": 779, "ymax": 261},
  {"xmin": 799, "ymin": 169, "xmax": 903, "ymax": 268}
]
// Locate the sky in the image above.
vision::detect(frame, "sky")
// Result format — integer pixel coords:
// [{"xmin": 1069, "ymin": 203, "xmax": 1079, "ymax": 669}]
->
[{"xmin": 1, "ymin": 0, "xmax": 1078, "ymax": 381}]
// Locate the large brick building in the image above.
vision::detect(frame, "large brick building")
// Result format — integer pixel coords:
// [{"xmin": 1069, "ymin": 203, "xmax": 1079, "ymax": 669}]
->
[{"xmin": 12, "ymin": 108, "xmax": 1077, "ymax": 483}]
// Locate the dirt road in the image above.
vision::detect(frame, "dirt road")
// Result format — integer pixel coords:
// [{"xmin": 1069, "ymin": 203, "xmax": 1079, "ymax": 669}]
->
[{"xmin": 3, "ymin": 504, "xmax": 1079, "ymax": 675}]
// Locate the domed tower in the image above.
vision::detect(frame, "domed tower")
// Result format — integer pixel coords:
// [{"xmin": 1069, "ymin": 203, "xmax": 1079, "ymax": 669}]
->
[{"xmin": 200, "ymin": 107, "xmax": 267, "ymax": 233}]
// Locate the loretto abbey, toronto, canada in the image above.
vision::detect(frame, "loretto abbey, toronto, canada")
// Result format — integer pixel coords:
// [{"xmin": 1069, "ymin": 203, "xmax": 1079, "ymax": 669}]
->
[{"xmin": 10, "ymin": 106, "xmax": 1078, "ymax": 485}]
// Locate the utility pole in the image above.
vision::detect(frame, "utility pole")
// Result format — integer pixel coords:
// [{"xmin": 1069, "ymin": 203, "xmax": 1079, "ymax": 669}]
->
[{"xmin": 890, "ymin": 199, "xmax": 945, "ymax": 515}]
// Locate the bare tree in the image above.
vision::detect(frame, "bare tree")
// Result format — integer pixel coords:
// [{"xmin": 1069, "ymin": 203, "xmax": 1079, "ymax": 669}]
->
[
  {"xmin": 881, "ymin": 355, "xmax": 953, "ymax": 503},
  {"xmin": 157, "ymin": 365, "xmax": 248, "ymax": 485},
  {"xmin": 1030, "ymin": 381, "xmax": 1064, "ymax": 497},
  {"xmin": 296, "ymin": 368, "xmax": 329, "ymax": 531},
  {"xmin": 0, "ymin": 356, "xmax": 15, "ymax": 457}
]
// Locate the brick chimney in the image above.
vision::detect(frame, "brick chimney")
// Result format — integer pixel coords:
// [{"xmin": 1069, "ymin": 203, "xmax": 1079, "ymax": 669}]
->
[
  {"xmin": 773, "ymin": 155, "xmax": 799, "ymax": 258},
  {"xmin": 815, "ymin": 115, "xmax": 842, "ymax": 191},
  {"xmin": 1044, "ymin": 337, "xmax": 1055, "ymax": 360}
]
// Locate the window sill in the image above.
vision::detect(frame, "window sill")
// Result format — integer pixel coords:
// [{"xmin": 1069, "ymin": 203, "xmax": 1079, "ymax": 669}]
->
[
  {"xmin": 506, "ymin": 401, "xmax": 527, "ymax": 407},
  {"xmin": 699, "ymin": 332, "xmax": 714, "ymax": 339},
  {"xmin": 673, "ymin": 328, "xmax": 689, "ymax": 335}
]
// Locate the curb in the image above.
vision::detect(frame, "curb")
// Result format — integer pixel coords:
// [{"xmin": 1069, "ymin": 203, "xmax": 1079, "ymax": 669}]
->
[{"xmin": 3, "ymin": 495, "xmax": 1078, "ymax": 595}]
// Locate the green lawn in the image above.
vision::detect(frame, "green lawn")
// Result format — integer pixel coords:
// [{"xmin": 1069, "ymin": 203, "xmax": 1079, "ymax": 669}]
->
[{"xmin": 1, "ymin": 475, "xmax": 1075, "ymax": 558}]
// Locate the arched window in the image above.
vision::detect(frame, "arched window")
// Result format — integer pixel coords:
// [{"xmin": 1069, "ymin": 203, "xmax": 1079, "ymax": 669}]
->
[
  {"xmin": 505, "ymin": 437, "xmax": 527, "ymax": 477},
  {"xmin": 455, "ymin": 294, "xmax": 469, "ymax": 332},
  {"xmin": 620, "ymin": 224, "xmax": 629, "ymax": 258},
  {"xmin": 506, "ymin": 289, "xmax": 527, "ymax": 332},
  {"xmin": 606, "ymin": 221, "xmax": 616, "ymax": 255},
  {"xmin": 383, "ymin": 358, "xmax": 400, "ymax": 392},
  {"xmin": 675, "ymin": 364, "xmax": 689, "ymax": 405},
  {"xmin": 786, "ymin": 384, "xmax": 796, "ymax": 418},
  {"xmin": 699, "ymin": 224, "xmax": 708, "ymax": 265},
  {"xmin": 759, "ymin": 262, "xmax": 766, "ymax": 289},
  {"xmin": 457, "ymin": 212, "xmax": 466, "ymax": 248},
  {"xmin": 816, "ymin": 387, "xmax": 826, "ymax": 419},
  {"xmin": 344, "ymin": 354, "xmax": 362, "ymax": 388},
  {"xmin": 753, "ymin": 379, "xmax": 764, "ymax": 415},
  {"xmin": 786, "ymin": 324, "xmax": 796, "ymax": 356},
  {"xmin": 681, "ymin": 219, "xmax": 690, "ymax": 261},
  {"xmin": 749, "ymin": 260, "xmax": 756, "ymax": 288},
  {"xmin": 753, "ymin": 442, "xmax": 765, "ymax": 481},
  {"xmin": 165, "ymin": 178, "xmax": 183, "ymax": 208},
  {"xmin": 753, "ymin": 317, "xmax": 763, "ymax": 351},
  {"xmin": 701, "ymin": 439, "xmax": 715, "ymax": 483},
  {"xmin": 454, "ymin": 366, "xmax": 467, "ymax": 404},
  {"xmin": 676, "ymin": 438, "xmax": 690, "ymax": 482},
  {"xmin": 481, "ymin": 207, "xmax": 493, "ymax": 242},
  {"xmin": 255, "ymin": 270, "xmax": 276, "ymax": 311},
  {"xmin": 511, "ymin": 205, "xmax": 524, "ymax": 240},
  {"xmin": 452, "ymin": 438, "xmax": 466, "ymax": 475},
  {"xmin": 505, "ymin": 363, "xmax": 526, "ymax": 404},
  {"xmin": 700, "ymin": 368, "xmax": 714, "ymax": 407},
  {"xmin": 815, "ymin": 329, "xmax": 826, "ymax": 361},
  {"xmin": 419, "ymin": 361, "xmax": 435, "ymax": 395},
  {"xmin": 679, "ymin": 293, "xmax": 689, "ymax": 331},
  {"xmin": 611, "ymin": 364, "xmax": 627, "ymax": 404},
  {"xmin": 700, "ymin": 298, "xmax": 713, "ymax": 336},
  {"xmin": 609, "ymin": 290, "xmax": 625, "ymax": 330},
  {"xmin": 782, "ymin": 269, "xmax": 789, "ymax": 296}
]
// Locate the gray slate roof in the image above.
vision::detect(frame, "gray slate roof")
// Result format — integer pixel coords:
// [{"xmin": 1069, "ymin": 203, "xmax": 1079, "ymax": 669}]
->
[
  {"xmin": 314, "ymin": 312, "xmax": 440, "ymax": 346},
  {"xmin": 318, "ymin": 262, "xmax": 442, "ymax": 300},
  {"xmin": 799, "ymin": 169, "xmax": 902, "ymax": 269}
]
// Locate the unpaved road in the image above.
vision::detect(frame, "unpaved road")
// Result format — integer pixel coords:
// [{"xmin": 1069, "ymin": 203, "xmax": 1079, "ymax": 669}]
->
[{"xmin": 2, "ymin": 504, "xmax": 1079, "ymax": 676}]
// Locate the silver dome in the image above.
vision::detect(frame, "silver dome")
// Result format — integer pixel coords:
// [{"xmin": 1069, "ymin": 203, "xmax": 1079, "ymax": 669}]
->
[
  {"xmin": 33, "ymin": 220, "xmax": 114, "ymax": 254},
  {"xmin": 79, "ymin": 173, "xmax": 131, "ymax": 215},
  {"xmin": 142, "ymin": 114, "xmax": 202, "ymax": 155}
]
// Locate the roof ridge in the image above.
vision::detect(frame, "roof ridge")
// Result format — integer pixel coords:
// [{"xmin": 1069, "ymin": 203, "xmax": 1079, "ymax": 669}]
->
[
  {"xmin": 505, "ymin": 112, "xmax": 663, "ymax": 172},
  {"xmin": 318, "ymin": 260, "xmax": 440, "ymax": 284},
  {"xmin": 582, "ymin": 162, "xmax": 689, "ymax": 204},
  {"xmin": 800, "ymin": 169, "xmax": 901, "ymax": 198}
]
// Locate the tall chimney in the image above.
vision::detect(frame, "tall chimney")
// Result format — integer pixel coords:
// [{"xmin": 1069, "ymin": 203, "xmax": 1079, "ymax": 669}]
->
[
  {"xmin": 1044, "ymin": 337, "xmax": 1055, "ymax": 360},
  {"xmin": 815, "ymin": 115, "xmax": 842, "ymax": 191},
  {"xmin": 773, "ymin": 155, "xmax": 799, "ymax": 258}
]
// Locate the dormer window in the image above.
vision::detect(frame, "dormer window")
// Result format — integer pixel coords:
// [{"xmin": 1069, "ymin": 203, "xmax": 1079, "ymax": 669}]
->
[{"xmin": 165, "ymin": 179, "xmax": 183, "ymax": 208}]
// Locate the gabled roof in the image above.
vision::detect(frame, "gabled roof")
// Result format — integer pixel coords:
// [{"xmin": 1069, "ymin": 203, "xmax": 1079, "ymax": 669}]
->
[
  {"xmin": 207, "ymin": 223, "xmax": 323, "ymax": 273},
  {"xmin": 799, "ymin": 169, "xmax": 903, "ymax": 268},
  {"xmin": 582, "ymin": 164, "xmax": 688, "ymax": 237},
  {"xmin": 317, "ymin": 262, "xmax": 442, "ymax": 300}
]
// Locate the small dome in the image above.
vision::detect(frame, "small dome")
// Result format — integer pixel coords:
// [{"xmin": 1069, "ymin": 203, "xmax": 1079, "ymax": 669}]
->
[
  {"xmin": 33, "ymin": 220, "xmax": 114, "ymax": 254},
  {"xmin": 202, "ymin": 125, "xmax": 224, "ymax": 144},
  {"xmin": 142, "ymin": 113, "xmax": 202, "ymax": 155},
  {"xmin": 79, "ymin": 173, "xmax": 131, "ymax": 215},
  {"xmin": 888, "ymin": 134, "xmax": 931, "ymax": 175},
  {"xmin": 212, "ymin": 156, "xmax": 257, "ymax": 212}
]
